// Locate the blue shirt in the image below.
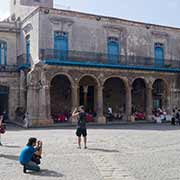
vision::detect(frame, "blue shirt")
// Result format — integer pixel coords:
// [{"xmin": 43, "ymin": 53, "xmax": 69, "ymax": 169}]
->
[{"xmin": 19, "ymin": 145, "xmax": 36, "ymax": 164}]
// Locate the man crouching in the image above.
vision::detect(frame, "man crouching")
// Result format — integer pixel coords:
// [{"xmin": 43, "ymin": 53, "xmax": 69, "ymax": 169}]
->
[{"xmin": 19, "ymin": 137, "xmax": 42, "ymax": 173}]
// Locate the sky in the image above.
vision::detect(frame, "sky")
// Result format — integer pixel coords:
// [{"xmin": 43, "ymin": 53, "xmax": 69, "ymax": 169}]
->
[{"xmin": 0, "ymin": 0, "xmax": 180, "ymax": 28}]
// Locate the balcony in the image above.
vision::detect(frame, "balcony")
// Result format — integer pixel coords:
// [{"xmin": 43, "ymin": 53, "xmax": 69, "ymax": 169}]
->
[{"xmin": 40, "ymin": 49, "xmax": 180, "ymax": 72}]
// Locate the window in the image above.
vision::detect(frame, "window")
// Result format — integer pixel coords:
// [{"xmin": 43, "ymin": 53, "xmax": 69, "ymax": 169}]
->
[
  {"xmin": 107, "ymin": 37, "xmax": 120, "ymax": 64},
  {"xmin": 154, "ymin": 43, "xmax": 164, "ymax": 66},
  {"xmin": 26, "ymin": 35, "xmax": 30, "ymax": 64},
  {"xmin": 54, "ymin": 31, "xmax": 68, "ymax": 60},
  {"xmin": 0, "ymin": 41, "xmax": 7, "ymax": 65}
]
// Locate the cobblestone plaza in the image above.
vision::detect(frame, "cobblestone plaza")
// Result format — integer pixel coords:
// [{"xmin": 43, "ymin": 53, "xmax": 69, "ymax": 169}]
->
[
  {"xmin": 0, "ymin": 0, "xmax": 180, "ymax": 127},
  {"xmin": 1, "ymin": 123, "xmax": 180, "ymax": 180}
]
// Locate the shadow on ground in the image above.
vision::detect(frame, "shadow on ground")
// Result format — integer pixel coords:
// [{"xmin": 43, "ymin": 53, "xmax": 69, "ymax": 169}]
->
[
  {"xmin": 0, "ymin": 154, "xmax": 18, "ymax": 161},
  {"xmin": 2, "ymin": 145, "xmax": 21, "ymax": 148},
  {"xmin": 29, "ymin": 169, "xmax": 64, "ymax": 177},
  {"xmin": 88, "ymin": 147, "xmax": 119, "ymax": 153}
]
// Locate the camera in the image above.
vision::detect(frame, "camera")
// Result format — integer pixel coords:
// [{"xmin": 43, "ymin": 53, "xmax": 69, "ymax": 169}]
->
[{"xmin": 37, "ymin": 140, "xmax": 42, "ymax": 148}]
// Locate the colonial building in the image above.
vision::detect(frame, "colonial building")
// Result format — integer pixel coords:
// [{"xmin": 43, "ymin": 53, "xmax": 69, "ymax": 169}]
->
[{"xmin": 0, "ymin": 0, "xmax": 180, "ymax": 126}]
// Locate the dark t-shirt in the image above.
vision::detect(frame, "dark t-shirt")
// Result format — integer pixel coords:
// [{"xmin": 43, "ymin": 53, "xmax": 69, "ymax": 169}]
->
[{"xmin": 77, "ymin": 112, "xmax": 86, "ymax": 129}]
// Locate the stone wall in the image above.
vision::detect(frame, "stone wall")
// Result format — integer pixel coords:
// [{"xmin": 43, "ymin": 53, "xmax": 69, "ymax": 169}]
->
[
  {"xmin": 38, "ymin": 8, "xmax": 180, "ymax": 60},
  {"xmin": 20, "ymin": 11, "xmax": 40, "ymax": 64},
  {"xmin": 0, "ymin": 31, "xmax": 17, "ymax": 65},
  {"xmin": 0, "ymin": 72, "xmax": 20, "ymax": 121}
]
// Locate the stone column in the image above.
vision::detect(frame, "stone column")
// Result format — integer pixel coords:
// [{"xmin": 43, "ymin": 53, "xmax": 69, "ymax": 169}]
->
[
  {"xmin": 37, "ymin": 70, "xmax": 53, "ymax": 126},
  {"xmin": 26, "ymin": 71, "xmax": 53, "ymax": 127},
  {"xmin": 146, "ymin": 85, "xmax": 153, "ymax": 121},
  {"xmin": 166, "ymin": 94, "xmax": 171, "ymax": 114},
  {"xmin": 9, "ymin": 86, "xmax": 19, "ymax": 122},
  {"xmin": 126, "ymin": 86, "xmax": 132, "ymax": 121},
  {"xmin": 71, "ymin": 84, "xmax": 79, "ymax": 123},
  {"xmin": 38, "ymin": 82, "xmax": 53, "ymax": 125},
  {"xmin": 83, "ymin": 86, "xmax": 88, "ymax": 108},
  {"xmin": 97, "ymin": 85, "xmax": 106, "ymax": 124},
  {"xmin": 26, "ymin": 85, "xmax": 39, "ymax": 126}
]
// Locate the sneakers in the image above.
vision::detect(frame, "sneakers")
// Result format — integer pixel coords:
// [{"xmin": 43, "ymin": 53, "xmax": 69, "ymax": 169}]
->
[{"xmin": 23, "ymin": 166, "xmax": 27, "ymax": 173}]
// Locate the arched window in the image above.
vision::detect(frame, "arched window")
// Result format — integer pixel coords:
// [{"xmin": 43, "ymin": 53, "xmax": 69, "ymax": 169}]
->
[
  {"xmin": 107, "ymin": 37, "xmax": 120, "ymax": 64},
  {"xmin": 0, "ymin": 41, "xmax": 7, "ymax": 65},
  {"xmin": 154, "ymin": 43, "xmax": 164, "ymax": 66}
]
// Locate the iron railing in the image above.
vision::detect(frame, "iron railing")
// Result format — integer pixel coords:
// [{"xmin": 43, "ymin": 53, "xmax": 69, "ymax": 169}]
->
[
  {"xmin": 0, "ymin": 64, "xmax": 18, "ymax": 72},
  {"xmin": 40, "ymin": 49, "xmax": 180, "ymax": 69}
]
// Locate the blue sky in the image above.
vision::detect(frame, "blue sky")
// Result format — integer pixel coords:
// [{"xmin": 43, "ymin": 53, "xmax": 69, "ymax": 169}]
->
[{"xmin": 0, "ymin": 0, "xmax": 180, "ymax": 28}]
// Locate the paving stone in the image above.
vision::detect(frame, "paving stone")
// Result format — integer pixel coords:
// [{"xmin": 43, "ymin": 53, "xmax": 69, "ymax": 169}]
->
[{"xmin": 1, "ymin": 124, "xmax": 180, "ymax": 180}]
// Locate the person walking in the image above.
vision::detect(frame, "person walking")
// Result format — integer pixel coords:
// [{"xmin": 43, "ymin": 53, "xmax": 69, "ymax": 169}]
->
[
  {"xmin": 72, "ymin": 106, "xmax": 87, "ymax": 149},
  {"xmin": 19, "ymin": 137, "xmax": 43, "ymax": 173}
]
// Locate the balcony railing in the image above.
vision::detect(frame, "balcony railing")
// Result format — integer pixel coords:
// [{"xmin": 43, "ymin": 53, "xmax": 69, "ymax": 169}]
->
[
  {"xmin": 40, "ymin": 49, "xmax": 180, "ymax": 69},
  {"xmin": 0, "ymin": 64, "xmax": 18, "ymax": 72}
]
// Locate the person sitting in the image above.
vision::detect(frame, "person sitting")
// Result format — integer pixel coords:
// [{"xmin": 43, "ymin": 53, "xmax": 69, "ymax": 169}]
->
[{"xmin": 19, "ymin": 137, "xmax": 42, "ymax": 173}]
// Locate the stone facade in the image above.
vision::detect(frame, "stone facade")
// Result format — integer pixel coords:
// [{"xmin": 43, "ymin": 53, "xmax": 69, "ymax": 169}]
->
[{"xmin": 0, "ymin": 0, "xmax": 180, "ymax": 126}]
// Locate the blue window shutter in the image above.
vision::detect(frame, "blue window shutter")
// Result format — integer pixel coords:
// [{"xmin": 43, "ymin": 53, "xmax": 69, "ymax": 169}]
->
[
  {"xmin": 54, "ymin": 32, "xmax": 68, "ymax": 60},
  {"xmin": 154, "ymin": 44, "xmax": 164, "ymax": 66},
  {"xmin": 108, "ymin": 38, "xmax": 120, "ymax": 64},
  {"xmin": 4, "ymin": 44, "xmax": 7, "ymax": 65},
  {"xmin": 0, "ymin": 42, "xmax": 7, "ymax": 65}
]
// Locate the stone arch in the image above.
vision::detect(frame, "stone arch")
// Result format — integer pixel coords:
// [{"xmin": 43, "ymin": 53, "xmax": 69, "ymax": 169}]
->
[
  {"xmin": 78, "ymin": 74, "xmax": 100, "ymax": 87},
  {"xmin": 132, "ymin": 78, "xmax": 147, "ymax": 115},
  {"xmin": 152, "ymin": 78, "xmax": 170, "ymax": 95},
  {"xmin": 50, "ymin": 74, "xmax": 72, "ymax": 123},
  {"xmin": 102, "ymin": 75, "xmax": 129, "ymax": 89},
  {"xmin": 49, "ymin": 72, "xmax": 74, "ymax": 87},
  {"xmin": 131, "ymin": 77, "xmax": 148, "ymax": 88},
  {"xmin": 103, "ymin": 76, "xmax": 126, "ymax": 121}
]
